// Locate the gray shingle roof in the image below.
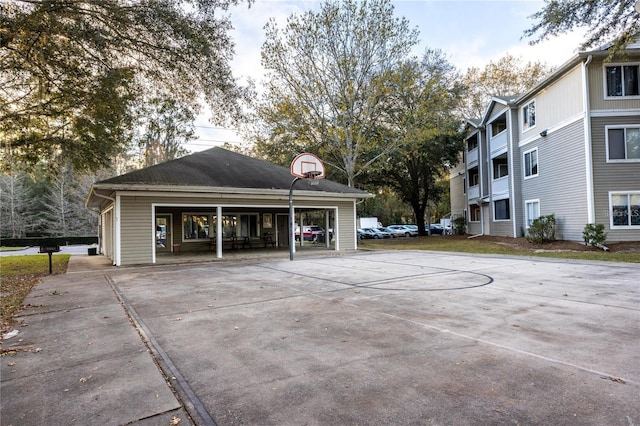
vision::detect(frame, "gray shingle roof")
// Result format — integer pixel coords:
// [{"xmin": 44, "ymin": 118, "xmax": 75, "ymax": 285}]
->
[{"xmin": 97, "ymin": 147, "xmax": 368, "ymax": 195}]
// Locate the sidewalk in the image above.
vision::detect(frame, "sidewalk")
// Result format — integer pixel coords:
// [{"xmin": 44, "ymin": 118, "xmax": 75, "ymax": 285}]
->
[{"xmin": 0, "ymin": 256, "xmax": 191, "ymax": 426}]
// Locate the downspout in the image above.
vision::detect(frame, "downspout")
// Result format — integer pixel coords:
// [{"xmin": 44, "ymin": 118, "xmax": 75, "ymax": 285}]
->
[{"xmin": 582, "ymin": 55, "xmax": 595, "ymax": 223}]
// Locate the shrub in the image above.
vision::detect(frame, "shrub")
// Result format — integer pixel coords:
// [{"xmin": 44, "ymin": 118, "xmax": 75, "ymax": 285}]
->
[
  {"xmin": 583, "ymin": 223, "xmax": 607, "ymax": 247},
  {"xmin": 526, "ymin": 214, "xmax": 557, "ymax": 243},
  {"xmin": 452, "ymin": 217, "xmax": 467, "ymax": 235}
]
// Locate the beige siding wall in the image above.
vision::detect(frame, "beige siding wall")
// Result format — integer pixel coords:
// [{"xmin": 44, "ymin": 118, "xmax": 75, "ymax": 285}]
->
[
  {"xmin": 467, "ymin": 222, "xmax": 481, "ymax": 235},
  {"xmin": 489, "ymin": 220, "xmax": 513, "ymax": 237},
  {"xmin": 117, "ymin": 193, "xmax": 359, "ymax": 265},
  {"xmin": 589, "ymin": 56, "xmax": 640, "ymax": 111},
  {"xmin": 520, "ymin": 65, "xmax": 584, "ymax": 142},
  {"xmin": 520, "ymin": 119, "xmax": 588, "ymax": 241},
  {"xmin": 336, "ymin": 200, "xmax": 356, "ymax": 250},
  {"xmin": 486, "ymin": 103, "xmax": 509, "ymax": 123},
  {"xmin": 119, "ymin": 196, "xmax": 154, "ymax": 265},
  {"xmin": 591, "ymin": 116, "xmax": 640, "ymax": 242}
]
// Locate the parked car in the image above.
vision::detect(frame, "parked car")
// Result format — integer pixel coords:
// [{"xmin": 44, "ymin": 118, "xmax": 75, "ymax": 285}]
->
[
  {"xmin": 388, "ymin": 225, "xmax": 418, "ymax": 237},
  {"xmin": 425, "ymin": 224, "xmax": 445, "ymax": 235},
  {"xmin": 357, "ymin": 228, "xmax": 376, "ymax": 239},
  {"xmin": 295, "ymin": 225, "xmax": 325, "ymax": 242},
  {"xmin": 363, "ymin": 228, "xmax": 391, "ymax": 239},
  {"xmin": 379, "ymin": 226, "xmax": 405, "ymax": 238}
]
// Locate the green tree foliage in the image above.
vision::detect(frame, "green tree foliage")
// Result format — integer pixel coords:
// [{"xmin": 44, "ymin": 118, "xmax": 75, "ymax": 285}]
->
[
  {"xmin": 372, "ymin": 50, "xmax": 466, "ymax": 235},
  {"xmin": 357, "ymin": 188, "xmax": 413, "ymax": 226},
  {"xmin": 0, "ymin": 0, "xmax": 247, "ymax": 172},
  {"xmin": 525, "ymin": 0, "xmax": 640, "ymax": 54},
  {"xmin": 462, "ymin": 53, "xmax": 554, "ymax": 119},
  {"xmin": 135, "ymin": 98, "xmax": 194, "ymax": 167},
  {"xmin": 257, "ymin": 0, "xmax": 419, "ymax": 187}
]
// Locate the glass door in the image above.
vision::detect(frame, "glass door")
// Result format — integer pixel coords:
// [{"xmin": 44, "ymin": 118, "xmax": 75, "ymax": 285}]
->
[{"xmin": 156, "ymin": 215, "xmax": 171, "ymax": 253}]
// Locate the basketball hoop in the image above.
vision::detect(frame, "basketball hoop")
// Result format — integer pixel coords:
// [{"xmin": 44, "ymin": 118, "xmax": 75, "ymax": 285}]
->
[
  {"xmin": 304, "ymin": 170, "xmax": 321, "ymax": 185},
  {"xmin": 289, "ymin": 153, "xmax": 326, "ymax": 260}
]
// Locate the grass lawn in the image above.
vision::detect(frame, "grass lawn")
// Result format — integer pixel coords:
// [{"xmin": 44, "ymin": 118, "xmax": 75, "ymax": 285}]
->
[
  {"xmin": 0, "ymin": 247, "xmax": 27, "ymax": 252},
  {"xmin": 1, "ymin": 254, "xmax": 70, "ymax": 334},
  {"xmin": 359, "ymin": 235, "xmax": 640, "ymax": 264}
]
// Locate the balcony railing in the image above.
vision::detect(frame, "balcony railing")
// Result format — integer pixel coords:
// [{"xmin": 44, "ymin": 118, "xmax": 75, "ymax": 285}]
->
[
  {"xmin": 466, "ymin": 148, "xmax": 478, "ymax": 165},
  {"xmin": 492, "ymin": 176, "xmax": 509, "ymax": 197},
  {"xmin": 490, "ymin": 131, "xmax": 507, "ymax": 155},
  {"xmin": 468, "ymin": 185, "xmax": 480, "ymax": 200}
]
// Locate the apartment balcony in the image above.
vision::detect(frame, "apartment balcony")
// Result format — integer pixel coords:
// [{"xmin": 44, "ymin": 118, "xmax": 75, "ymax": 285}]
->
[
  {"xmin": 492, "ymin": 176, "xmax": 509, "ymax": 197},
  {"xmin": 468, "ymin": 185, "xmax": 480, "ymax": 200},
  {"xmin": 466, "ymin": 148, "xmax": 478, "ymax": 165},
  {"xmin": 490, "ymin": 131, "xmax": 507, "ymax": 156}
]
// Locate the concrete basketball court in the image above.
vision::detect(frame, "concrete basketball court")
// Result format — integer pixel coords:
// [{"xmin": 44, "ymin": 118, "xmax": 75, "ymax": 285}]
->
[{"xmin": 104, "ymin": 250, "xmax": 639, "ymax": 425}]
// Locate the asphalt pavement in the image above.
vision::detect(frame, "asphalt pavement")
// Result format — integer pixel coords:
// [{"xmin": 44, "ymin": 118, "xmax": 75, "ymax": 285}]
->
[
  {"xmin": 0, "ymin": 244, "xmax": 96, "ymax": 257},
  {"xmin": 1, "ymin": 250, "xmax": 639, "ymax": 425}
]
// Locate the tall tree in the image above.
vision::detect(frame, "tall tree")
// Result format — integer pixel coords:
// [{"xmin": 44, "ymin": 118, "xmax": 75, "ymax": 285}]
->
[
  {"xmin": 373, "ymin": 50, "xmax": 466, "ymax": 235},
  {"xmin": 257, "ymin": 0, "xmax": 419, "ymax": 187},
  {"xmin": 33, "ymin": 164, "xmax": 97, "ymax": 237},
  {"xmin": 0, "ymin": 172, "xmax": 36, "ymax": 238},
  {"xmin": 1, "ymin": 0, "xmax": 248, "ymax": 172},
  {"xmin": 525, "ymin": 0, "xmax": 640, "ymax": 54},
  {"xmin": 461, "ymin": 54, "xmax": 554, "ymax": 119},
  {"xmin": 135, "ymin": 98, "xmax": 194, "ymax": 167}
]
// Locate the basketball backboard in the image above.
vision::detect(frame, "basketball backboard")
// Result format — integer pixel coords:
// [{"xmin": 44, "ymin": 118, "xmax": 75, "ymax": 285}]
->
[{"xmin": 290, "ymin": 153, "xmax": 325, "ymax": 179}]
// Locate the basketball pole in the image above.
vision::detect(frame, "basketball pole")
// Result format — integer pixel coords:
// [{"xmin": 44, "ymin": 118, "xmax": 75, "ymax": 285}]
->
[{"xmin": 288, "ymin": 176, "xmax": 302, "ymax": 261}]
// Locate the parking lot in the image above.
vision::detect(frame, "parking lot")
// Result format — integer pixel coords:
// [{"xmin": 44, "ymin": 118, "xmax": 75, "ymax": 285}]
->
[{"xmin": 106, "ymin": 250, "xmax": 639, "ymax": 425}]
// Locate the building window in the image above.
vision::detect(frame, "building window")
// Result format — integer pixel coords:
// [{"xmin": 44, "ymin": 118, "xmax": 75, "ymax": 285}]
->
[
  {"xmin": 239, "ymin": 214, "xmax": 259, "ymax": 237},
  {"xmin": 606, "ymin": 64, "xmax": 639, "ymax": 97},
  {"xmin": 214, "ymin": 215, "xmax": 238, "ymax": 238},
  {"xmin": 522, "ymin": 100, "xmax": 536, "ymax": 130},
  {"xmin": 468, "ymin": 167, "xmax": 479, "ymax": 187},
  {"xmin": 494, "ymin": 199, "xmax": 510, "ymax": 220},
  {"xmin": 467, "ymin": 133, "xmax": 478, "ymax": 151},
  {"xmin": 610, "ymin": 192, "xmax": 640, "ymax": 228},
  {"xmin": 491, "ymin": 114, "xmax": 507, "ymax": 136},
  {"xmin": 469, "ymin": 205, "xmax": 480, "ymax": 222},
  {"xmin": 183, "ymin": 214, "xmax": 210, "ymax": 240},
  {"xmin": 525, "ymin": 200, "xmax": 540, "ymax": 228},
  {"xmin": 607, "ymin": 127, "xmax": 640, "ymax": 161},
  {"xmin": 492, "ymin": 156, "xmax": 508, "ymax": 179},
  {"xmin": 524, "ymin": 148, "xmax": 539, "ymax": 177}
]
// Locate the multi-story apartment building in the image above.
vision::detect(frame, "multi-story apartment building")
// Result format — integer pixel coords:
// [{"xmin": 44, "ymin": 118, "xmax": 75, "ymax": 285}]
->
[{"xmin": 450, "ymin": 40, "xmax": 640, "ymax": 242}]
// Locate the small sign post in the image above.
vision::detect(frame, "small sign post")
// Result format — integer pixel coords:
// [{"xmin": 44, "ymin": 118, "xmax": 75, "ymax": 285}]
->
[{"xmin": 39, "ymin": 245, "xmax": 61, "ymax": 274}]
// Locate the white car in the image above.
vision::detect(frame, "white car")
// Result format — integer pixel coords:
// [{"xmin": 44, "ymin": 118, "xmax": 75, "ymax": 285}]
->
[
  {"xmin": 387, "ymin": 225, "xmax": 418, "ymax": 237},
  {"xmin": 379, "ymin": 227, "xmax": 406, "ymax": 238}
]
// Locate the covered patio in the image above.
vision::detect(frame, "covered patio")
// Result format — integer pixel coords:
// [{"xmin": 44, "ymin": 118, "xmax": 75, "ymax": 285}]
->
[{"xmin": 86, "ymin": 148, "xmax": 372, "ymax": 266}]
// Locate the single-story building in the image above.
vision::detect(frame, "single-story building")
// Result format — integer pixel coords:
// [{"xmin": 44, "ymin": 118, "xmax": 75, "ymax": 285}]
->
[{"xmin": 86, "ymin": 147, "xmax": 373, "ymax": 266}]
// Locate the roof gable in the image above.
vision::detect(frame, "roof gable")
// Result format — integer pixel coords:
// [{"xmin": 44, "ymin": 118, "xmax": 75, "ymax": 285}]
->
[{"xmin": 96, "ymin": 147, "xmax": 368, "ymax": 195}]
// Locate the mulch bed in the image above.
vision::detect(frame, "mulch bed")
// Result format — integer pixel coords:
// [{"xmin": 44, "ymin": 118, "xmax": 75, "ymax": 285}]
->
[{"xmin": 466, "ymin": 235, "xmax": 640, "ymax": 253}]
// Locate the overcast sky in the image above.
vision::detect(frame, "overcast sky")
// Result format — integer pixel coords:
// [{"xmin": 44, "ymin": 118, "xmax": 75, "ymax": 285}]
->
[{"xmin": 189, "ymin": 0, "xmax": 585, "ymax": 152}]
